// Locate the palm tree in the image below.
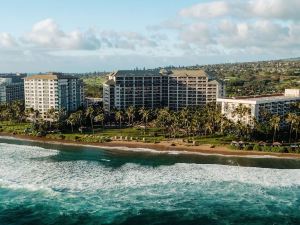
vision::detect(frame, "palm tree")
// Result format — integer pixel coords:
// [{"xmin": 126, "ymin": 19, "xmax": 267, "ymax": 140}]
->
[
  {"xmin": 232, "ymin": 104, "xmax": 251, "ymax": 122},
  {"xmin": 12, "ymin": 101, "xmax": 24, "ymax": 122},
  {"xmin": 85, "ymin": 106, "xmax": 95, "ymax": 134},
  {"xmin": 33, "ymin": 110, "xmax": 40, "ymax": 123},
  {"xmin": 139, "ymin": 107, "xmax": 150, "ymax": 129},
  {"xmin": 294, "ymin": 116, "xmax": 300, "ymax": 141},
  {"xmin": 75, "ymin": 110, "xmax": 84, "ymax": 127},
  {"xmin": 204, "ymin": 121, "xmax": 213, "ymax": 136},
  {"xmin": 155, "ymin": 107, "xmax": 171, "ymax": 137},
  {"xmin": 270, "ymin": 115, "xmax": 281, "ymax": 143},
  {"xmin": 126, "ymin": 106, "xmax": 135, "ymax": 126},
  {"xmin": 46, "ymin": 107, "xmax": 56, "ymax": 128},
  {"xmin": 66, "ymin": 113, "xmax": 77, "ymax": 133},
  {"xmin": 286, "ymin": 113, "xmax": 298, "ymax": 143},
  {"xmin": 95, "ymin": 113, "xmax": 105, "ymax": 128},
  {"xmin": 115, "ymin": 111, "xmax": 123, "ymax": 128}
]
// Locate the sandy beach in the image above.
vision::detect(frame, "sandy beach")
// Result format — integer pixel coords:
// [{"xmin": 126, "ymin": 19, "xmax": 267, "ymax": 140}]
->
[{"xmin": 1, "ymin": 132, "xmax": 300, "ymax": 159}]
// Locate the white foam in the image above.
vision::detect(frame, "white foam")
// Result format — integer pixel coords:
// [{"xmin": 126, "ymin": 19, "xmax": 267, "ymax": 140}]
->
[{"xmin": 0, "ymin": 142, "xmax": 300, "ymax": 196}]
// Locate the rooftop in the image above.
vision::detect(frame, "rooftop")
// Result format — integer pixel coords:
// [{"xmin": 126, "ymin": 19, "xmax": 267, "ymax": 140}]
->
[
  {"xmin": 109, "ymin": 69, "xmax": 215, "ymax": 78},
  {"xmin": 217, "ymin": 91, "xmax": 300, "ymax": 104},
  {"xmin": 25, "ymin": 73, "xmax": 78, "ymax": 80}
]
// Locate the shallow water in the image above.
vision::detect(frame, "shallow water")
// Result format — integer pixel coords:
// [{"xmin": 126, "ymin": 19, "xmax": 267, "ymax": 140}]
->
[{"xmin": 0, "ymin": 137, "xmax": 300, "ymax": 225}]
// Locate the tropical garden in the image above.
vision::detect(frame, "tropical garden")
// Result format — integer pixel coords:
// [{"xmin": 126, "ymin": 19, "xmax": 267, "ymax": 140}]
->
[{"xmin": 0, "ymin": 100, "xmax": 299, "ymax": 153}]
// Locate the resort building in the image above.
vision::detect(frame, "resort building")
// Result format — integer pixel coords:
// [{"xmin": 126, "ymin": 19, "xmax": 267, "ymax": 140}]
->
[
  {"xmin": 217, "ymin": 89, "xmax": 300, "ymax": 126},
  {"xmin": 103, "ymin": 69, "xmax": 225, "ymax": 112},
  {"xmin": 24, "ymin": 73, "xmax": 84, "ymax": 117},
  {"xmin": 0, "ymin": 73, "xmax": 26, "ymax": 104}
]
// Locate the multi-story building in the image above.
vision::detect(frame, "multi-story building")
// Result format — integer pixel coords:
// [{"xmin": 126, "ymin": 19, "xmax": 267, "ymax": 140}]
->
[
  {"xmin": 217, "ymin": 89, "xmax": 300, "ymax": 126},
  {"xmin": 0, "ymin": 73, "xmax": 26, "ymax": 104},
  {"xmin": 24, "ymin": 73, "xmax": 84, "ymax": 118},
  {"xmin": 103, "ymin": 69, "xmax": 225, "ymax": 112}
]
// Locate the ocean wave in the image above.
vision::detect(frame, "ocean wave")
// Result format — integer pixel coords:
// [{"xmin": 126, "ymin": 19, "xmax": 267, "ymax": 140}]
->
[{"xmin": 0, "ymin": 142, "xmax": 300, "ymax": 194}]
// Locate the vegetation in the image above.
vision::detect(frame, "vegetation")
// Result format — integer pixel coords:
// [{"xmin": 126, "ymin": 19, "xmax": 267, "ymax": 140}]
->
[
  {"xmin": 81, "ymin": 75, "xmax": 106, "ymax": 98},
  {"xmin": 0, "ymin": 100, "xmax": 299, "ymax": 154}
]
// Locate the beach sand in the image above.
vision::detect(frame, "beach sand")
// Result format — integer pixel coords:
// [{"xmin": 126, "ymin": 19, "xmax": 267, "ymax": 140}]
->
[{"xmin": 1, "ymin": 132, "xmax": 300, "ymax": 159}]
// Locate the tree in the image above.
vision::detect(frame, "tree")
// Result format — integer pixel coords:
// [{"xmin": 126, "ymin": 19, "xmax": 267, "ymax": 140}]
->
[
  {"xmin": 286, "ymin": 113, "xmax": 298, "ymax": 143},
  {"xmin": 85, "ymin": 106, "xmax": 95, "ymax": 134},
  {"xmin": 139, "ymin": 107, "xmax": 150, "ymax": 130},
  {"xmin": 95, "ymin": 113, "xmax": 105, "ymax": 128},
  {"xmin": 66, "ymin": 113, "xmax": 78, "ymax": 133},
  {"xmin": 126, "ymin": 106, "xmax": 135, "ymax": 125},
  {"xmin": 115, "ymin": 111, "xmax": 123, "ymax": 128},
  {"xmin": 46, "ymin": 107, "xmax": 56, "ymax": 129},
  {"xmin": 270, "ymin": 115, "xmax": 281, "ymax": 143},
  {"xmin": 155, "ymin": 108, "xmax": 171, "ymax": 137}
]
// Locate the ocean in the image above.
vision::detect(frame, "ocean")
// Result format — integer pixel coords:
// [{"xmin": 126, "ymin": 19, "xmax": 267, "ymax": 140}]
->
[{"xmin": 0, "ymin": 137, "xmax": 300, "ymax": 225}]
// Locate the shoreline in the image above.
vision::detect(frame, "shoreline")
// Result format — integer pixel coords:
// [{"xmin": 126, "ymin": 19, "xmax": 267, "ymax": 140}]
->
[{"xmin": 1, "ymin": 132, "xmax": 300, "ymax": 159}]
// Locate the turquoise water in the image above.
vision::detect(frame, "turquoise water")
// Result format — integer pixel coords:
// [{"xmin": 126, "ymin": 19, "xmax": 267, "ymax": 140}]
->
[{"xmin": 1, "ymin": 138, "xmax": 300, "ymax": 225}]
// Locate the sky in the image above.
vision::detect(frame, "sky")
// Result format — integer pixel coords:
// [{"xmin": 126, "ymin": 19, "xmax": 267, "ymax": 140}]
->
[{"xmin": 0, "ymin": 0, "xmax": 299, "ymax": 72}]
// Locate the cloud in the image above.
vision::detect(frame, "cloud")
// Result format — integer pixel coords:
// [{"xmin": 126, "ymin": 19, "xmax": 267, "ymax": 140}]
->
[
  {"xmin": 0, "ymin": 32, "xmax": 18, "ymax": 49},
  {"xmin": 179, "ymin": 0, "xmax": 300, "ymax": 21},
  {"xmin": 23, "ymin": 18, "xmax": 101, "ymax": 50},
  {"xmin": 251, "ymin": 0, "xmax": 300, "ymax": 20},
  {"xmin": 152, "ymin": 0, "xmax": 300, "ymax": 57},
  {"xmin": 179, "ymin": 1, "xmax": 230, "ymax": 19},
  {"xmin": 100, "ymin": 30, "xmax": 158, "ymax": 50}
]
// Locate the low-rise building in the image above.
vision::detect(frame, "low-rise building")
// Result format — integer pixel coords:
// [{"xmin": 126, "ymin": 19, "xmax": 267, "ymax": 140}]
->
[
  {"xmin": 217, "ymin": 89, "xmax": 300, "ymax": 126},
  {"xmin": 24, "ymin": 73, "xmax": 84, "ymax": 118},
  {"xmin": 85, "ymin": 97, "xmax": 102, "ymax": 107},
  {"xmin": 0, "ymin": 73, "xmax": 26, "ymax": 104},
  {"xmin": 103, "ymin": 69, "xmax": 225, "ymax": 112}
]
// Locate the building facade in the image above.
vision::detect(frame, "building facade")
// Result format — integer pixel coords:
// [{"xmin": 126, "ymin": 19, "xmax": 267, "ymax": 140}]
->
[
  {"xmin": 24, "ymin": 73, "xmax": 84, "ymax": 117},
  {"xmin": 103, "ymin": 69, "xmax": 225, "ymax": 112},
  {"xmin": 217, "ymin": 89, "xmax": 300, "ymax": 126},
  {"xmin": 0, "ymin": 73, "xmax": 26, "ymax": 104}
]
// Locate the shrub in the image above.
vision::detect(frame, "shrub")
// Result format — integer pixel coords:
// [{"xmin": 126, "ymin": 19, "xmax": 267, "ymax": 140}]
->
[
  {"xmin": 74, "ymin": 136, "xmax": 81, "ymax": 141},
  {"xmin": 262, "ymin": 146, "xmax": 272, "ymax": 152},
  {"xmin": 244, "ymin": 145, "xmax": 253, "ymax": 151},
  {"xmin": 253, "ymin": 144, "xmax": 261, "ymax": 151},
  {"xmin": 58, "ymin": 134, "xmax": 65, "ymax": 140},
  {"xmin": 210, "ymin": 145, "xmax": 215, "ymax": 148},
  {"xmin": 171, "ymin": 143, "xmax": 176, "ymax": 146},
  {"xmin": 229, "ymin": 145, "xmax": 238, "ymax": 150}
]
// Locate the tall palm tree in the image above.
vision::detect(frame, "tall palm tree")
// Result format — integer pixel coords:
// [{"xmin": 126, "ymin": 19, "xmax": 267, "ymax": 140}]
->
[
  {"xmin": 204, "ymin": 121, "xmax": 213, "ymax": 136},
  {"xmin": 85, "ymin": 106, "xmax": 95, "ymax": 134},
  {"xmin": 126, "ymin": 106, "xmax": 135, "ymax": 126},
  {"xmin": 294, "ymin": 116, "xmax": 300, "ymax": 141},
  {"xmin": 286, "ymin": 113, "xmax": 298, "ymax": 143},
  {"xmin": 66, "ymin": 113, "xmax": 78, "ymax": 133},
  {"xmin": 270, "ymin": 115, "xmax": 281, "ymax": 143},
  {"xmin": 155, "ymin": 107, "xmax": 171, "ymax": 136},
  {"xmin": 46, "ymin": 107, "xmax": 56, "ymax": 128},
  {"xmin": 95, "ymin": 113, "xmax": 105, "ymax": 128},
  {"xmin": 139, "ymin": 107, "xmax": 150, "ymax": 129},
  {"xmin": 115, "ymin": 111, "xmax": 123, "ymax": 128},
  {"xmin": 33, "ymin": 110, "xmax": 40, "ymax": 123}
]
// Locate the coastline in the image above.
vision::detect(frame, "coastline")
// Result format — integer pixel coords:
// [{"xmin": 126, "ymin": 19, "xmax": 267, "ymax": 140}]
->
[{"xmin": 1, "ymin": 132, "xmax": 300, "ymax": 159}]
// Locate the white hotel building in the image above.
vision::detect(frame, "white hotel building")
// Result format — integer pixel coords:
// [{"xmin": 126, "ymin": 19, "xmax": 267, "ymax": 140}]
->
[
  {"xmin": 103, "ymin": 69, "xmax": 225, "ymax": 112},
  {"xmin": 217, "ymin": 89, "xmax": 300, "ymax": 125},
  {"xmin": 24, "ymin": 73, "xmax": 84, "ymax": 117}
]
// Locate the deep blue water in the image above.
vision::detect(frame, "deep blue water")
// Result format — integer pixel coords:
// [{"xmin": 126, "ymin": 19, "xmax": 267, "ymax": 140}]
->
[{"xmin": 1, "ymin": 137, "xmax": 300, "ymax": 225}]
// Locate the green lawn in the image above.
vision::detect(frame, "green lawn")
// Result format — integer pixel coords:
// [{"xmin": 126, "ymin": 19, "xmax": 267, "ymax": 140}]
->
[{"xmin": 0, "ymin": 121, "xmax": 31, "ymax": 134}]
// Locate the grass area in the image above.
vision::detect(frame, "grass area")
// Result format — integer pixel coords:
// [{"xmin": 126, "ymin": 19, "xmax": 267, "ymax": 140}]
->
[
  {"xmin": 0, "ymin": 121, "xmax": 31, "ymax": 134},
  {"xmin": 56, "ymin": 127, "xmax": 165, "ymax": 143},
  {"xmin": 193, "ymin": 135, "xmax": 233, "ymax": 145},
  {"xmin": 82, "ymin": 76, "xmax": 107, "ymax": 98}
]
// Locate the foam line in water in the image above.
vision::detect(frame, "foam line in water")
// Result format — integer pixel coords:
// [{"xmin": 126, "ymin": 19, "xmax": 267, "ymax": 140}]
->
[{"xmin": 0, "ymin": 142, "xmax": 300, "ymax": 196}]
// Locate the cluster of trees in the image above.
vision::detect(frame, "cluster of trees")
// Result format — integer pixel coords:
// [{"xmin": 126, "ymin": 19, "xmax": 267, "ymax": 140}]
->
[
  {"xmin": 0, "ymin": 101, "xmax": 299, "ymax": 143},
  {"xmin": 109, "ymin": 103, "xmax": 300, "ymax": 143}
]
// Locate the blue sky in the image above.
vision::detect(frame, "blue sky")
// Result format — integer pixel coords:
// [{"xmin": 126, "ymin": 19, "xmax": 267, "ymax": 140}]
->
[{"xmin": 0, "ymin": 0, "xmax": 299, "ymax": 72}]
